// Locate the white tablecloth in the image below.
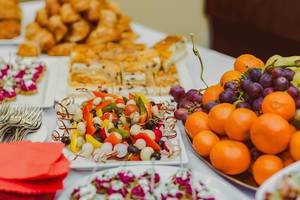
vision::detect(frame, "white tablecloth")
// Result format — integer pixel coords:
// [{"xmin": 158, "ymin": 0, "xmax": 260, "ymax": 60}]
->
[{"xmin": 0, "ymin": 23, "xmax": 254, "ymax": 200}]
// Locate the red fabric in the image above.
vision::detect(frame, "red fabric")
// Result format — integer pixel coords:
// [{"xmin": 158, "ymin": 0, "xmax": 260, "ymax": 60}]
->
[
  {"xmin": 0, "ymin": 192, "xmax": 55, "ymax": 200},
  {"xmin": 0, "ymin": 142, "xmax": 69, "ymax": 196},
  {"xmin": 0, "ymin": 142, "xmax": 64, "ymax": 180}
]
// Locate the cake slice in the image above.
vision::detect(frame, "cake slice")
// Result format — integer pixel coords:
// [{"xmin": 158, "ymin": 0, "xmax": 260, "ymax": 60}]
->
[{"xmin": 153, "ymin": 35, "xmax": 186, "ymax": 72}]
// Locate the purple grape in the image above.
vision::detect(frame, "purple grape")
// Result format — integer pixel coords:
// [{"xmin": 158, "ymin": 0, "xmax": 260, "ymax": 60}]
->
[
  {"xmin": 241, "ymin": 79, "xmax": 253, "ymax": 91},
  {"xmin": 186, "ymin": 89, "xmax": 202, "ymax": 103},
  {"xmin": 249, "ymin": 68, "xmax": 262, "ymax": 82},
  {"xmin": 273, "ymin": 76, "xmax": 289, "ymax": 91},
  {"xmin": 271, "ymin": 68, "xmax": 283, "ymax": 79},
  {"xmin": 287, "ymin": 86, "xmax": 299, "ymax": 99},
  {"xmin": 263, "ymin": 87, "xmax": 274, "ymax": 97},
  {"xmin": 252, "ymin": 97, "xmax": 263, "ymax": 111},
  {"xmin": 178, "ymin": 98, "xmax": 195, "ymax": 109},
  {"xmin": 283, "ymin": 68, "xmax": 295, "ymax": 81},
  {"xmin": 259, "ymin": 73, "xmax": 272, "ymax": 88},
  {"xmin": 243, "ymin": 93, "xmax": 254, "ymax": 104},
  {"xmin": 224, "ymin": 81, "xmax": 239, "ymax": 91},
  {"xmin": 245, "ymin": 82, "xmax": 263, "ymax": 98},
  {"xmin": 219, "ymin": 89, "xmax": 237, "ymax": 103},
  {"xmin": 170, "ymin": 85, "xmax": 185, "ymax": 99},
  {"xmin": 174, "ymin": 108, "xmax": 189, "ymax": 121},
  {"xmin": 204, "ymin": 101, "xmax": 219, "ymax": 112},
  {"xmin": 236, "ymin": 102, "xmax": 251, "ymax": 109},
  {"xmin": 295, "ymin": 97, "xmax": 300, "ymax": 108}
]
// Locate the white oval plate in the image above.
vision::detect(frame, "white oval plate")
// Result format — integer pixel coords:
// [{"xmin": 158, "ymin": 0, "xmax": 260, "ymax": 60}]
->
[
  {"xmin": 256, "ymin": 161, "xmax": 300, "ymax": 200},
  {"xmin": 58, "ymin": 165, "xmax": 248, "ymax": 200}
]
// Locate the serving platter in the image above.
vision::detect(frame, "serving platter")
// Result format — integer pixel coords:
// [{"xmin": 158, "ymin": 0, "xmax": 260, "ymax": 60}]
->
[
  {"xmin": 255, "ymin": 161, "xmax": 300, "ymax": 200},
  {"xmin": 184, "ymin": 127, "xmax": 258, "ymax": 191},
  {"xmin": 62, "ymin": 125, "xmax": 188, "ymax": 170},
  {"xmin": 58, "ymin": 165, "xmax": 248, "ymax": 200}
]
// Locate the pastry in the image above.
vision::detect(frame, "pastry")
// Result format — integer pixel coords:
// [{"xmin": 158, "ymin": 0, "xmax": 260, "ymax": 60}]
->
[
  {"xmin": 0, "ymin": 0, "xmax": 21, "ymax": 39},
  {"xmin": 18, "ymin": 0, "xmax": 135, "ymax": 56},
  {"xmin": 0, "ymin": 57, "xmax": 46, "ymax": 102}
]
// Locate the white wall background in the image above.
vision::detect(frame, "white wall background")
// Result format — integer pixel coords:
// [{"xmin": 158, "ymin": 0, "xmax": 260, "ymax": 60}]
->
[{"xmin": 112, "ymin": 0, "xmax": 210, "ymax": 47}]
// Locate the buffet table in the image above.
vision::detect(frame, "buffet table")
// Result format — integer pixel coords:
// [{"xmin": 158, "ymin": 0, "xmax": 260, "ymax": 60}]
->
[{"xmin": 0, "ymin": 22, "xmax": 254, "ymax": 199}]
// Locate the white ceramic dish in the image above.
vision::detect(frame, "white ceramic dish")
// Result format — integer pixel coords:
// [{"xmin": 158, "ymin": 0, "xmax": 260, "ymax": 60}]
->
[
  {"xmin": 256, "ymin": 161, "xmax": 300, "ymax": 200},
  {"xmin": 62, "ymin": 125, "xmax": 188, "ymax": 170},
  {"xmin": 58, "ymin": 165, "xmax": 248, "ymax": 200},
  {"xmin": 0, "ymin": 1, "xmax": 43, "ymax": 45}
]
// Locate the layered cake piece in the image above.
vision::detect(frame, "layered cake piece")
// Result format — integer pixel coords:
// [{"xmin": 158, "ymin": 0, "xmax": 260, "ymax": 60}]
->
[{"xmin": 68, "ymin": 35, "xmax": 186, "ymax": 96}]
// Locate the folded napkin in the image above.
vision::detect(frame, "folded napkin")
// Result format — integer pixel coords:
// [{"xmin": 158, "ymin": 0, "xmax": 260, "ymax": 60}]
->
[
  {"xmin": 0, "ymin": 142, "xmax": 65, "ymax": 180},
  {"xmin": 0, "ymin": 141, "xmax": 70, "ymax": 198}
]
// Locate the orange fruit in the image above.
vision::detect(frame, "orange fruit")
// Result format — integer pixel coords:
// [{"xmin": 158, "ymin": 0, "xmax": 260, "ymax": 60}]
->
[
  {"xmin": 225, "ymin": 108, "xmax": 257, "ymax": 141},
  {"xmin": 250, "ymin": 113, "xmax": 292, "ymax": 154},
  {"xmin": 208, "ymin": 103, "xmax": 235, "ymax": 135},
  {"xmin": 234, "ymin": 54, "xmax": 264, "ymax": 73},
  {"xmin": 202, "ymin": 85, "xmax": 224, "ymax": 105},
  {"xmin": 262, "ymin": 92, "xmax": 296, "ymax": 120},
  {"xmin": 193, "ymin": 130, "xmax": 220, "ymax": 157},
  {"xmin": 289, "ymin": 131, "xmax": 300, "ymax": 161},
  {"xmin": 252, "ymin": 155, "xmax": 283, "ymax": 185},
  {"xmin": 220, "ymin": 70, "xmax": 241, "ymax": 85},
  {"xmin": 185, "ymin": 112, "xmax": 210, "ymax": 139},
  {"xmin": 209, "ymin": 140, "xmax": 251, "ymax": 175}
]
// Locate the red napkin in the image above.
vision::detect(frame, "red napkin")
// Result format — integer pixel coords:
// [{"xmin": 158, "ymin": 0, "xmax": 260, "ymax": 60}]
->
[
  {"xmin": 0, "ymin": 192, "xmax": 55, "ymax": 200},
  {"xmin": 0, "ymin": 141, "xmax": 70, "ymax": 199},
  {"xmin": 0, "ymin": 176, "xmax": 65, "ymax": 194},
  {"xmin": 0, "ymin": 142, "xmax": 64, "ymax": 180}
]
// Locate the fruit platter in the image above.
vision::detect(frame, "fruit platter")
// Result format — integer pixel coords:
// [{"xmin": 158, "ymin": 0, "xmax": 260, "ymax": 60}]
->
[
  {"xmin": 59, "ymin": 165, "xmax": 246, "ymax": 200},
  {"xmin": 170, "ymin": 40, "xmax": 300, "ymax": 190},
  {"xmin": 53, "ymin": 90, "xmax": 188, "ymax": 169}
]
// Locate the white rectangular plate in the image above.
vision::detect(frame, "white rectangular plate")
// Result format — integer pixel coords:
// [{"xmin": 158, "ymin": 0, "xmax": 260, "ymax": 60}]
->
[{"xmin": 62, "ymin": 125, "xmax": 188, "ymax": 170}]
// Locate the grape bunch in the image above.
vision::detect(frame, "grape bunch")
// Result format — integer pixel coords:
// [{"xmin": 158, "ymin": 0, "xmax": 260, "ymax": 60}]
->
[
  {"xmin": 219, "ymin": 67, "xmax": 300, "ymax": 112},
  {"xmin": 169, "ymin": 86, "xmax": 204, "ymax": 122}
]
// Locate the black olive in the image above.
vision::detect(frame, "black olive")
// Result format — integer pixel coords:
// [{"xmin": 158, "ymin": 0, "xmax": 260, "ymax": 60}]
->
[
  {"xmin": 150, "ymin": 101, "xmax": 156, "ymax": 106},
  {"xmin": 91, "ymin": 109, "xmax": 97, "ymax": 117},
  {"xmin": 145, "ymin": 120, "xmax": 156, "ymax": 130},
  {"xmin": 70, "ymin": 119, "xmax": 74, "ymax": 124},
  {"xmin": 61, "ymin": 136, "xmax": 71, "ymax": 145},
  {"xmin": 158, "ymin": 140, "xmax": 165, "ymax": 148},
  {"xmin": 151, "ymin": 152, "xmax": 161, "ymax": 160},
  {"xmin": 128, "ymin": 146, "xmax": 139, "ymax": 154},
  {"xmin": 125, "ymin": 137, "xmax": 133, "ymax": 145},
  {"xmin": 94, "ymin": 124, "xmax": 101, "ymax": 133}
]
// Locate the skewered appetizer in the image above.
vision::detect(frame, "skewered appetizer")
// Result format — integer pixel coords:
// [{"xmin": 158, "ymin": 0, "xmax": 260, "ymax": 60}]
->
[
  {"xmin": 0, "ymin": 57, "xmax": 46, "ymax": 102},
  {"xmin": 264, "ymin": 171, "xmax": 300, "ymax": 200},
  {"xmin": 70, "ymin": 167, "xmax": 215, "ymax": 200},
  {"xmin": 53, "ymin": 91, "xmax": 180, "ymax": 163}
]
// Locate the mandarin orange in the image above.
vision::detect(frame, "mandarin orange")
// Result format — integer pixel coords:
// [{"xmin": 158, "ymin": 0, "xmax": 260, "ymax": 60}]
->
[{"xmin": 209, "ymin": 140, "xmax": 251, "ymax": 175}]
